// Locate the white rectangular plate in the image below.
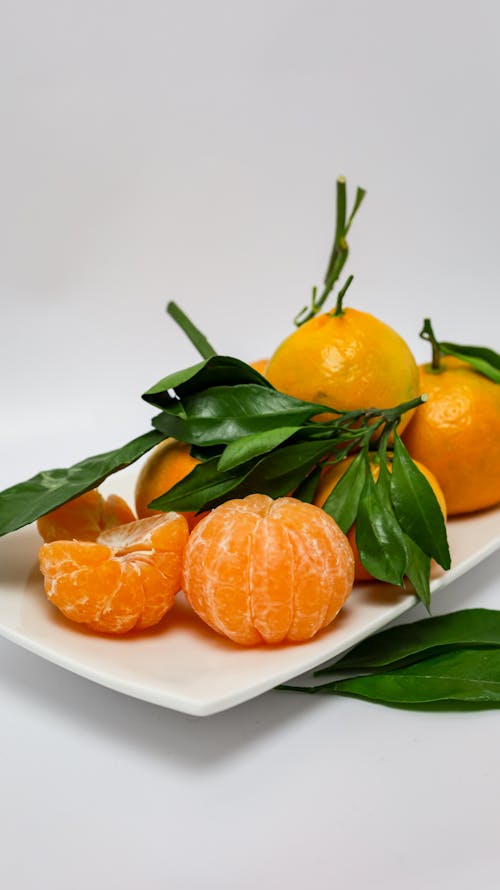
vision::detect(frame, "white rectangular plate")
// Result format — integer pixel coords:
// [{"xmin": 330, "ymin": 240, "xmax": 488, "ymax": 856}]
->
[{"xmin": 0, "ymin": 469, "xmax": 499, "ymax": 715}]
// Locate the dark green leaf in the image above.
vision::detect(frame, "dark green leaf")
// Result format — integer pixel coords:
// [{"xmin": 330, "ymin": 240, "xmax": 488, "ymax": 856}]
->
[
  {"xmin": 390, "ymin": 434, "xmax": 451, "ymax": 570},
  {"xmin": 166, "ymin": 301, "xmax": 217, "ymax": 359},
  {"xmin": 293, "ymin": 466, "xmax": 323, "ymax": 503},
  {"xmin": 404, "ymin": 534, "xmax": 431, "ymax": 611},
  {"xmin": 149, "ymin": 456, "xmax": 248, "ymax": 513},
  {"xmin": 355, "ymin": 467, "xmax": 408, "ymax": 585},
  {"xmin": 316, "ymin": 609, "xmax": 500, "ymax": 674},
  {"xmin": 152, "ymin": 385, "xmax": 328, "ymax": 445},
  {"xmin": 142, "ymin": 356, "xmax": 272, "ymax": 409},
  {"xmin": 226, "ymin": 441, "xmax": 333, "ymax": 504},
  {"xmin": 290, "ymin": 649, "xmax": 500, "ymax": 707},
  {"xmin": 0, "ymin": 429, "xmax": 165, "ymax": 537},
  {"xmin": 218, "ymin": 426, "xmax": 302, "ymax": 472},
  {"xmin": 440, "ymin": 341, "xmax": 500, "ymax": 383},
  {"xmin": 321, "ymin": 450, "xmax": 368, "ymax": 533}
]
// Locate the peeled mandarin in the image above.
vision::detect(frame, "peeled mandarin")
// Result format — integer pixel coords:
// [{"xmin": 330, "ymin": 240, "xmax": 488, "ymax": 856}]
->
[
  {"xmin": 39, "ymin": 513, "xmax": 189, "ymax": 633},
  {"xmin": 182, "ymin": 494, "xmax": 354, "ymax": 646}
]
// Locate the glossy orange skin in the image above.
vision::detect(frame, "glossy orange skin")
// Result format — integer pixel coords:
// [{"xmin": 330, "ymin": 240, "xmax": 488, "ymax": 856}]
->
[
  {"xmin": 135, "ymin": 438, "xmax": 201, "ymax": 530},
  {"xmin": 314, "ymin": 456, "xmax": 447, "ymax": 581},
  {"xmin": 266, "ymin": 309, "xmax": 420, "ymax": 433},
  {"xmin": 402, "ymin": 358, "xmax": 500, "ymax": 515},
  {"xmin": 37, "ymin": 490, "xmax": 135, "ymax": 543},
  {"xmin": 182, "ymin": 494, "xmax": 354, "ymax": 646},
  {"xmin": 39, "ymin": 513, "xmax": 189, "ymax": 633}
]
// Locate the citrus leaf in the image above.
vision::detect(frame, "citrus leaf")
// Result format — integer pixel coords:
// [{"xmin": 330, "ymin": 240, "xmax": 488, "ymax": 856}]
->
[
  {"xmin": 315, "ymin": 609, "xmax": 500, "ymax": 674},
  {"xmin": 404, "ymin": 534, "xmax": 431, "ymax": 611},
  {"xmin": 142, "ymin": 355, "xmax": 272, "ymax": 408},
  {"xmin": 355, "ymin": 466, "xmax": 408, "ymax": 585},
  {"xmin": 293, "ymin": 466, "xmax": 323, "ymax": 503},
  {"xmin": 229, "ymin": 441, "xmax": 333, "ymax": 503},
  {"xmin": 286, "ymin": 649, "xmax": 500, "ymax": 708},
  {"xmin": 152, "ymin": 385, "xmax": 328, "ymax": 445},
  {"xmin": 149, "ymin": 457, "xmax": 248, "ymax": 513},
  {"xmin": 0, "ymin": 429, "xmax": 165, "ymax": 537},
  {"xmin": 440, "ymin": 342, "xmax": 500, "ymax": 383},
  {"xmin": 390, "ymin": 434, "xmax": 451, "ymax": 570},
  {"xmin": 218, "ymin": 426, "xmax": 302, "ymax": 472},
  {"xmin": 321, "ymin": 450, "xmax": 368, "ymax": 532}
]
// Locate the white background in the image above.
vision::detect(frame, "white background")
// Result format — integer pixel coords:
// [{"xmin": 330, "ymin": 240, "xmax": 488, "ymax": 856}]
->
[{"xmin": 1, "ymin": 2, "xmax": 500, "ymax": 888}]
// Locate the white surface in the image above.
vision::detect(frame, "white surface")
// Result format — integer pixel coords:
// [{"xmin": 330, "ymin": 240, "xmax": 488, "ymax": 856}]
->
[
  {"xmin": 1, "ymin": 1, "xmax": 500, "ymax": 888},
  {"xmin": 1, "ymin": 470, "xmax": 499, "ymax": 716}
]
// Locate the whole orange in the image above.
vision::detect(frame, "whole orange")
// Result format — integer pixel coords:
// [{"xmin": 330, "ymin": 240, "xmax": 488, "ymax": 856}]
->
[
  {"xmin": 135, "ymin": 438, "xmax": 200, "ymax": 529},
  {"xmin": 402, "ymin": 357, "xmax": 500, "ymax": 515},
  {"xmin": 266, "ymin": 309, "xmax": 420, "ymax": 432},
  {"xmin": 314, "ymin": 455, "xmax": 446, "ymax": 581},
  {"xmin": 182, "ymin": 494, "xmax": 354, "ymax": 645}
]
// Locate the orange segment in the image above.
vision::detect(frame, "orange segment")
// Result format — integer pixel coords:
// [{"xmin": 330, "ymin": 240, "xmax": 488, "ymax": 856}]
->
[
  {"xmin": 182, "ymin": 494, "xmax": 354, "ymax": 646},
  {"xmin": 38, "ymin": 512, "xmax": 189, "ymax": 634},
  {"xmin": 37, "ymin": 490, "xmax": 135, "ymax": 543}
]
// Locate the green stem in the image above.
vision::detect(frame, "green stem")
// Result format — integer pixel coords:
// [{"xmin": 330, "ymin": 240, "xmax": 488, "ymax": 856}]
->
[
  {"xmin": 420, "ymin": 318, "xmax": 442, "ymax": 371},
  {"xmin": 167, "ymin": 301, "xmax": 217, "ymax": 359},
  {"xmin": 331, "ymin": 275, "xmax": 354, "ymax": 317},
  {"xmin": 294, "ymin": 178, "xmax": 366, "ymax": 326}
]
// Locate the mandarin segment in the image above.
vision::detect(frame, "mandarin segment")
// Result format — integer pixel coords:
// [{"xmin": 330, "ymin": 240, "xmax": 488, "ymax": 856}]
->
[
  {"xmin": 182, "ymin": 494, "xmax": 354, "ymax": 646},
  {"xmin": 37, "ymin": 490, "xmax": 135, "ymax": 543},
  {"xmin": 38, "ymin": 512, "xmax": 189, "ymax": 634}
]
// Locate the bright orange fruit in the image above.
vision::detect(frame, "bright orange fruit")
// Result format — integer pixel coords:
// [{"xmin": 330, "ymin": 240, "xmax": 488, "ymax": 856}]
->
[
  {"xmin": 39, "ymin": 513, "xmax": 189, "ymax": 633},
  {"xmin": 37, "ymin": 489, "xmax": 135, "ymax": 542},
  {"xmin": 182, "ymin": 494, "xmax": 354, "ymax": 646},
  {"xmin": 135, "ymin": 438, "xmax": 200, "ymax": 529},
  {"xmin": 266, "ymin": 309, "xmax": 420, "ymax": 432},
  {"xmin": 402, "ymin": 357, "xmax": 500, "ymax": 515},
  {"xmin": 250, "ymin": 358, "xmax": 269, "ymax": 376},
  {"xmin": 314, "ymin": 456, "xmax": 447, "ymax": 581}
]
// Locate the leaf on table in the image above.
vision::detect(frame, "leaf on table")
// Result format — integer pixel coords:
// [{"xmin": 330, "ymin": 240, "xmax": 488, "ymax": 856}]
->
[
  {"xmin": 293, "ymin": 649, "xmax": 500, "ymax": 708},
  {"xmin": 315, "ymin": 609, "xmax": 500, "ymax": 674}
]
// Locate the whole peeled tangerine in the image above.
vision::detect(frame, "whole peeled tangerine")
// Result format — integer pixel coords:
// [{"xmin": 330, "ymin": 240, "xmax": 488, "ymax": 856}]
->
[{"xmin": 182, "ymin": 494, "xmax": 355, "ymax": 646}]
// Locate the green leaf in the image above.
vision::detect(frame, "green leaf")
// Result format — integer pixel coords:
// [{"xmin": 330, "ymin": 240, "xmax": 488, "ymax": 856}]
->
[
  {"xmin": 166, "ymin": 301, "xmax": 217, "ymax": 359},
  {"xmin": 289, "ymin": 649, "xmax": 500, "ymax": 708},
  {"xmin": 404, "ymin": 534, "xmax": 431, "ymax": 611},
  {"xmin": 149, "ymin": 456, "xmax": 248, "ymax": 513},
  {"xmin": 0, "ymin": 429, "xmax": 166, "ymax": 537},
  {"xmin": 293, "ymin": 466, "xmax": 323, "ymax": 503},
  {"xmin": 152, "ymin": 385, "xmax": 328, "ymax": 445},
  {"xmin": 227, "ymin": 441, "xmax": 333, "ymax": 504},
  {"xmin": 142, "ymin": 355, "xmax": 272, "ymax": 409},
  {"xmin": 316, "ymin": 609, "xmax": 500, "ymax": 674},
  {"xmin": 390, "ymin": 434, "xmax": 451, "ymax": 570},
  {"xmin": 321, "ymin": 450, "xmax": 368, "ymax": 533},
  {"xmin": 440, "ymin": 341, "xmax": 500, "ymax": 383},
  {"xmin": 218, "ymin": 426, "xmax": 302, "ymax": 472},
  {"xmin": 355, "ymin": 466, "xmax": 408, "ymax": 585}
]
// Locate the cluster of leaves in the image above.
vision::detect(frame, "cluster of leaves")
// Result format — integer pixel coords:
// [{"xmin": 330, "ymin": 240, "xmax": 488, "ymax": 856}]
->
[
  {"xmin": 0, "ymin": 340, "xmax": 449, "ymax": 608},
  {"xmin": 420, "ymin": 318, "xmax": 500, "ymax": 383},
  {"xmin": 279, "ymin": 609, "xmax": 500, "ymax": 709},
  {"xmin": 141, "ymin": 351, "xmax": 450, "ymax": 609}
]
